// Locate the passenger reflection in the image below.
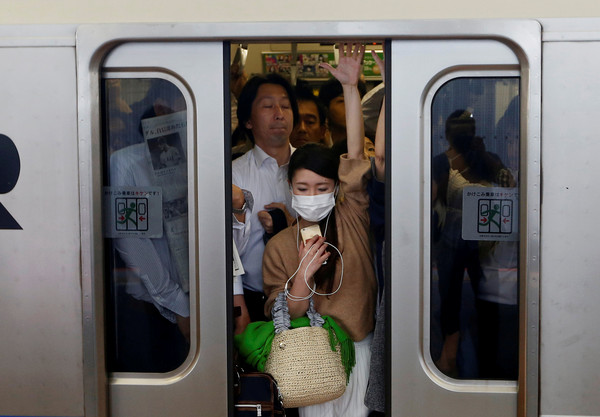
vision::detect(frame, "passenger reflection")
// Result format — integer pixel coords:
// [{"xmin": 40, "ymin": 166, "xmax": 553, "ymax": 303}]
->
[
  {"xmin": 105, "ymin": 79, "xmax": 134, "ymax": 154},
  {"xmin": 432, "ymin": 109, "xmax": 515, "ymax": 378},
  {"xmin": 473, "ymin": 98, "xmax": 520, "ymax": 380},
  {"xmin": 496, "ymin": 95, "xmax": 520, "ymax": 179},
  {"xmin": 476, "ymin": 239, "xmax": 518, "ymax": 379},
  {"xmin": 107, "ymin": 79, "xmax": 190, "ymax": 373}
]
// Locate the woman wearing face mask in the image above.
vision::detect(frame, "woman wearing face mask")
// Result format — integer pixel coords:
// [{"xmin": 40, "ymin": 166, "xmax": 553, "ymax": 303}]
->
[{"xmin": 262, "ymin": 43, "xmax": 377, "ymax": 417}]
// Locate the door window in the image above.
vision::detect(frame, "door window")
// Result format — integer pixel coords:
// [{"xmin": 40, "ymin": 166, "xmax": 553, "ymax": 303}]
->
[
  {"xmin": 430, "ymin": 77, "xmax": 520, "ymax": 380},
  {"xmin": 101, "ymin": 77, "xmax": 191, "ymax": 373}
]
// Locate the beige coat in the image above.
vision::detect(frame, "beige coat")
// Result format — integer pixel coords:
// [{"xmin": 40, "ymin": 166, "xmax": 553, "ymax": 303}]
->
[{"xmin": 263, "ymin": 156, "xmax": 377, "ymax": 342}]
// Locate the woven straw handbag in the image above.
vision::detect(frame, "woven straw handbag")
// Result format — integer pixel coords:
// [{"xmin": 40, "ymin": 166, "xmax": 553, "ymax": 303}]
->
[{"xmin": 264, "ymin": 293, "xmax": 347, "ymax": 408}]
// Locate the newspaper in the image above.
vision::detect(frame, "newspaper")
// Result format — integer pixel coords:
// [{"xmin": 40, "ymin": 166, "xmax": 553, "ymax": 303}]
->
[{"xmin": 141, "ymin": 111, "xmax": 190, "ymax": 292}]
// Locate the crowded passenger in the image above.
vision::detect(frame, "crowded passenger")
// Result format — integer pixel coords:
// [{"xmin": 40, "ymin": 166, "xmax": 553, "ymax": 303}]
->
[
  {"xmin": 107, "ymin": 79, "xmax": 190, "ymax": 372},
  {"xmin": 432, "ymin": 109, "xmax": 515, "ymax": 378},
  {"xmin": 319, "ymin": 75, "xmax": 375, "ymax": 158},
  {"xmin": 259, "ymin": 42, "xmax": 377, "ymax": 417},
  {"xmin": 289, "ymin": 81, "xmax": 329, "ymax": 148},
  {"xmin": 318, "ymin": 76, "xmax": 365, "ymax": 145},
  {"xmin": 361, "ymin": 82, "xmax": 384, "ymax": 143},
  {"xmin": 362, "ymin": 50, "xmax": 386, "ymax": 417},
  {"xmin": 230, "ymin": 48, "xmax": 253, "ymax": 159},
  {"xmin": 231, "ymin": 73, "xmax": 299, "ymax": 331},
  {"xmin": 472, "ymin": 105, "xmax": 520, "ymax": 380}
]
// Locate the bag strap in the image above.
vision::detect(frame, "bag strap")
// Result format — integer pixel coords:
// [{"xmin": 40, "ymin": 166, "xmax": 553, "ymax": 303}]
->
[
  {"xmin": 272, "ymin": 292, "xmax": 290, "ymax": 333},
  {"xmin": 272, "ymin": 292, "xmax": 324, "ymax": 333},
  {"xmin": 307, "ymin": 298, "xmax": 325, "ymax": 328}
]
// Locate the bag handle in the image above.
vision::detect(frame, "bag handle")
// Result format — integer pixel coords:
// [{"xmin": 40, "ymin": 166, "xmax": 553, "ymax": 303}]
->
[{"xmin": 272, "ymin": 292, "xmax": 324, "ymax": 333}]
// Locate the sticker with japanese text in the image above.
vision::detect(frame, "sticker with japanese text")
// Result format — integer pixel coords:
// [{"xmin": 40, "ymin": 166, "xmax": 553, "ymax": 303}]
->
[
  {"xmin": 103, "ymin": 186, "xmax": 163, "ymax": 238},
  {"xmin": 462, "ymin": 186, "xmax": 519, "ymax": 241}
]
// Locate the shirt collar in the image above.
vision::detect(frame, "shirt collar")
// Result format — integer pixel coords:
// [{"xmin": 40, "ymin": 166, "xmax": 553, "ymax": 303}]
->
[{"xmin": 252, "ymin": 143, "xmax": 295, "ymax": 168}]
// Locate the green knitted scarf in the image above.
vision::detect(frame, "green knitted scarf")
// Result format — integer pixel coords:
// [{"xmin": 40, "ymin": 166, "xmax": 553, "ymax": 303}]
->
[{"xmin": 234, "ymin": 315, "xmax": 356, "ymax": 383}]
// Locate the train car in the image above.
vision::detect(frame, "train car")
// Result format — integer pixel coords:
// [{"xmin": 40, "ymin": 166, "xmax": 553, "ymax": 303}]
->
[{"xmin": 0, "ymin": 18, "xmax": 599, "ymax": 417}]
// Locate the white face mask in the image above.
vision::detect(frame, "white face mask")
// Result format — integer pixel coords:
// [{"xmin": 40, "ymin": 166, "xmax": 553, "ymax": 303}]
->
[{"xmin": 291, "ymin": 191, "xmax": 336, "ymax": 222}]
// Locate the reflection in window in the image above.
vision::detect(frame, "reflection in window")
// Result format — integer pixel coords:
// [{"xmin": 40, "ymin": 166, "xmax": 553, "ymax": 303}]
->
[
  {"xmin": 102, "ymin": 78, "xmax": 190, "ymax": 373},
  {"xmin": 430, "ymin": 77, "xmax": 519, "ymax": 380}
]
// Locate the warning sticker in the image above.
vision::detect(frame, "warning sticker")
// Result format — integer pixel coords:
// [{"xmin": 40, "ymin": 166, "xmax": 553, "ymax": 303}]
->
[
  {"xmin": 462, "ymin": 186, "xmax": 519, "ymax": 241},
  {"xmin": 103, "ymin": 186, "xmax": 163, "ymax": 238}
]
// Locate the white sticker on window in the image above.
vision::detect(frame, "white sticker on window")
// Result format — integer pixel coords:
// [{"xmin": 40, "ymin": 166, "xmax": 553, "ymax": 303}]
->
[
  {"xmin": 103, "ymin": 186, "xmax": 163, "ymax": 238},
  {"xmin": 462, "ymin": 186, "xmax": 519, "ymax": 241}
]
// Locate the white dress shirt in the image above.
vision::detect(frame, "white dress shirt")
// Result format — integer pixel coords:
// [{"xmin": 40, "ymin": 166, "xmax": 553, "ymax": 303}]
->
[{"xmin": 232, "ymin": 144, "xmax": 295, "ymax": 293}]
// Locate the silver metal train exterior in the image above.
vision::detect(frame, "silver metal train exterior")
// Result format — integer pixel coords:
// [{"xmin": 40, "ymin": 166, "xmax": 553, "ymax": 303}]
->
[{"xmin": 0, "ymin": 19, "xmax": 599, "ymax": 417}]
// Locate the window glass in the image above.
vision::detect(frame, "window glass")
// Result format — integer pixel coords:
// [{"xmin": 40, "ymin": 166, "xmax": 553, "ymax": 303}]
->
[
  {"xmin": 102, "ymin": 78, "xmax": 190, "ymax": 373},
  {"xmin": 430, "ymin": 77, "xmax": 519, "ymax": 380}
]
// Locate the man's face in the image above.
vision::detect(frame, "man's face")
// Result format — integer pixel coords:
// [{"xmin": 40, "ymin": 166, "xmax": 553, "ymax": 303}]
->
[
  {"xmin": 290, "ymin": 100, "xmax": 326, "ymax": 148},
  {"xmin": 328, "ymin": 95, "xmax": 346, "ymax": 129},
  {"xmin": 245, "ymin": 83, "xmax": 293, "ymax": 147}
]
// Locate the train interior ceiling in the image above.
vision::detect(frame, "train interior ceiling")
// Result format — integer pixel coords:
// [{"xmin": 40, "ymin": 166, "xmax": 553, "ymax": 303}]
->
[{"xmin": 230, "ymin": 41, "xmax": 384, "ymax": 90}]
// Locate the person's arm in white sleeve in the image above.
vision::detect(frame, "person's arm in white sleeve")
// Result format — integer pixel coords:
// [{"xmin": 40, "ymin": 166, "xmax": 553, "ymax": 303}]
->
[
  {"xmin": 114, "ymin": 238, "xmax": 190, "ymax": 319},
  {"xmin": 232, "ymin": 184, "xmax": 253, "ymax": 254}
]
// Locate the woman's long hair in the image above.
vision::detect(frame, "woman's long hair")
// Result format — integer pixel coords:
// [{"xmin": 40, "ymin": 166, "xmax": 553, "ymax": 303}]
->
[{"xmin": 288, "ymin": 143, "xmax": 340, "ymax": 295}]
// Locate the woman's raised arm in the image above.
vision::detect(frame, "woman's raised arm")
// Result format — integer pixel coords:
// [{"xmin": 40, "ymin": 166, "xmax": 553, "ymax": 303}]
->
[{"xmin": 320, "ymin": 42, "xmax": 366, "ymax": 160}]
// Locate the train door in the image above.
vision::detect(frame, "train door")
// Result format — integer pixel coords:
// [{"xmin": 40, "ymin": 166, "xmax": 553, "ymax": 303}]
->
[
  {"xmin": 76, "ymin": 21, "xmax": 541, "ymax": 417},
  {"xmin": 77, "ymin": 35, "xmax": 230, "ymax": 416},
  {"xmin": 387, "ymin": 22, "xmax": 541, "ymax": 416}
]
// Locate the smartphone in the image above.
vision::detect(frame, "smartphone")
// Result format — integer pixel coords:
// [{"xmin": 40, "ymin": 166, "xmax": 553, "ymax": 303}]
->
[{"xmin": 300, "ymin": 224, "xmax": 322, "ymax": 244}]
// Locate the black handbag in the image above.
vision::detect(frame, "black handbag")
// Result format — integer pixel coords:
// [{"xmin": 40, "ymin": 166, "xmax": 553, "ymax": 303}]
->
[{"xmin": 234, "ymin": 367, "xmax": 286, "ymax": 416}]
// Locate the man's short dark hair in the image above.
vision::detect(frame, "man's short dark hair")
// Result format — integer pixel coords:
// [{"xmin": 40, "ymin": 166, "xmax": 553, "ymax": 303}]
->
[
  {"xmin": 295, "ymin": 81, "xmax": 326, "ymax": 127},
  {"xmin": 318, "ymin": 78, "xmax": 367, "ymax": 109},
  {"xmin": 318, "ymin": 78, "xmax": 344, "ymax": 110},
  {"xmin": 318, "ymin": 78, "xmax": 367, "ymax": 128},
  {"xmin": 236, "ymin": 73, "xmax": 299, "ymax": 144}
]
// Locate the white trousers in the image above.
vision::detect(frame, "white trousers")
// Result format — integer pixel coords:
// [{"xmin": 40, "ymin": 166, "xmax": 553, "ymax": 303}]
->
[{"xmin": 299, "ymin": 333, "xmax": 373, "ymax": 417}]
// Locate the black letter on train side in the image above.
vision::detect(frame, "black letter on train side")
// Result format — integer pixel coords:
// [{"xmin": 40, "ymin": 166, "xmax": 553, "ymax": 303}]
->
[{"xmin": 0, "ymin": 134, "xmax": 22, "ymax": 230}]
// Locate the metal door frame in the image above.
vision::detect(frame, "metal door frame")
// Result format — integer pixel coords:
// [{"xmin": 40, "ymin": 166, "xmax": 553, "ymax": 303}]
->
[{"xmin": 76, "ymin": 20, "xmax": 541, "ymax": 417}]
